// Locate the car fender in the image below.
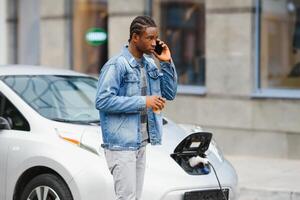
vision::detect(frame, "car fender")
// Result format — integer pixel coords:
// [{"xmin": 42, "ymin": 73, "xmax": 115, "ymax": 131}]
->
[{"xmin": 5, "ymin": 133, "xmax": 108, "ymax": 200}]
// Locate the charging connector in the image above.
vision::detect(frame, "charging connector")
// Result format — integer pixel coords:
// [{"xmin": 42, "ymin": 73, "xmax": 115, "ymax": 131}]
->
[{"xmin": 188, "ymin": 156, "xmax": 209, "ymax": 167}]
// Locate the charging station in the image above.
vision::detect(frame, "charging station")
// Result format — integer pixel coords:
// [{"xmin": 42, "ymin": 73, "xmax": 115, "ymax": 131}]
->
[{"xmin": 170, "ymin": 132, "xmax": 229, "ymax": 200}]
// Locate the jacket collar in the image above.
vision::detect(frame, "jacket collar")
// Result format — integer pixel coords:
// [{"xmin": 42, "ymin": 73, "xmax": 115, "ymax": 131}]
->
[{"xmin": 122, "ymin": 45, "xmax": 147, "ymax": 68}]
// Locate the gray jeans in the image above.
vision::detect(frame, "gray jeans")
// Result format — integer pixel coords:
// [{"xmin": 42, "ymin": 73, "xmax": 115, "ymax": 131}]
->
[{"xmin": 104, "ymin": 147, "xmax": 146, "ymax": 200}]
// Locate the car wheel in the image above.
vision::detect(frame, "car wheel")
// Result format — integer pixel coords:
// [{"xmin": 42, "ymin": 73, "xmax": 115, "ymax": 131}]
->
[{"xmin": 20, "ymin": 173, "xmax": 73, "ymax": 200}]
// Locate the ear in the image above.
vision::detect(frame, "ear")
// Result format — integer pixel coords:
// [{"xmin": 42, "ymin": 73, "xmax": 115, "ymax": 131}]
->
[{"xmin": 132, "ymin": 33, "xmax": 140, "ymax": 43}]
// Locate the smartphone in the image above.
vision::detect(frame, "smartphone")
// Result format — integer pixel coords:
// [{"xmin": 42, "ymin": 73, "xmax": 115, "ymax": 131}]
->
[{"xmin": 154, "ymin": 40, "xmax": 163, "ymax": 55}]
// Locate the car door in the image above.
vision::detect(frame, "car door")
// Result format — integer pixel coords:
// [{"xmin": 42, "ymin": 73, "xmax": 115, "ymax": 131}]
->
[
  {"xmin": 0, "ymin": 92, "xmax": 31, "ymax": 200},
  {"xmin": 0, "ymin": 123, "xmax": 12, "ymax": 200},
  {"xmin": 0, "ymin": 128, "xmax": 9, "ymax": 200},
  {"xmin": 0, "ymin": 92, "xmax": 9, "ymax": 200}
]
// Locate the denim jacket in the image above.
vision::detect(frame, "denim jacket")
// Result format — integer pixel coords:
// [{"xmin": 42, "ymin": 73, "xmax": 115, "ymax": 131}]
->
[{"xmin": 95, "ymin": 46, "xmax": 177, "ymax": 150}]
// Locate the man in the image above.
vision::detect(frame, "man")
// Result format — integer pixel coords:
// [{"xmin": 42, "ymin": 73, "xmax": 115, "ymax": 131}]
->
[{"xmin": 95, "ymin": 16, "xmax": 177, "ymax": 200}]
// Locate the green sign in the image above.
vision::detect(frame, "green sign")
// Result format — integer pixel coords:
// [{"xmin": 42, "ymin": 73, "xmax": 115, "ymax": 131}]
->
[{"xmin": 85, "ymin": 28, "xmax": 107, "ymax": 46}]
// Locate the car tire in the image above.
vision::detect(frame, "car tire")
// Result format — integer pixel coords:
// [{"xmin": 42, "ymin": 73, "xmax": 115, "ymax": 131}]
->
[{"xmin": 20, "ymin": 173, "xmax": 73, "ymax": 200}]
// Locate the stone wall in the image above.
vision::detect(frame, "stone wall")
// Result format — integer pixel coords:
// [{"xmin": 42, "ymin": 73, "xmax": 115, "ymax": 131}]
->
[
  {"xmin": 0, "ymin": 0, "xmax": 7, "ymax": 65},
  {"xmin": 6, "ymin": 0, "xmax": 17, "ymax": 64},
  {"xmin": 40, "ymin": 0, "xmax": 71, "ymax": 68},
  {"xmin": 5, "ymin": 0, "xmax": 71, "ymax": 68},
  {"xmin": 108, "ymin": 0, "xmax": 146, "ymax": 56}
]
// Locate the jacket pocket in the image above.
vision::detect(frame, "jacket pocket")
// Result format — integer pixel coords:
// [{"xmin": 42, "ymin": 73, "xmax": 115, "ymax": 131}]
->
[
  {"xmin": 147, "ymin": 69, "xmax": 161, "ymax": 94},
  {"xmin": 124, "ymin": 73, "xmax": 139, "ymax": 82},
  {"xmin": 147, "ymin": 68, "xmax": 160, "ymax": 79},
  {"xmin": 124, "ymin": 73, "xmax": 139, "ymax": 96}
]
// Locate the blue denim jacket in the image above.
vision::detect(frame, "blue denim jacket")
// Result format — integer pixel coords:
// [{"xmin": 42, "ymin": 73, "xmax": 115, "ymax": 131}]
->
[{"xmin": 95, "ymin": 46, "xmax": 177, "ymax": 150}]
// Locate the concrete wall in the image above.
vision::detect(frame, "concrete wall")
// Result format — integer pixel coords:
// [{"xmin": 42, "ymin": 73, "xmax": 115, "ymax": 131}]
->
[
  {"xmin": 166, "ymin": 96, "xmax": 300, "ymax": 159},
  {"xmin": 206, "ymin": 0, "xmax": 254, "ymax": 97},
  {"xmin": 6, "ymin": 0, "xmax": 17, "ymax": 64},
  {"xmin": 0, "ymin": 0, "xmax": 7, "ymax": 65},
  {"xmin": 18, "ymin": 0, "xmax": 41, "ymax": 65},
  {"xmin": 5, "ymin": 0, "xmax": 71, "ymax": 67},
  {"xmin": 108, "ymin": 0, "xmax": 145, "ymax": 56},
  {"xmin": 40, "ymin": 0, "xmax": 71, "ymax": 68}
]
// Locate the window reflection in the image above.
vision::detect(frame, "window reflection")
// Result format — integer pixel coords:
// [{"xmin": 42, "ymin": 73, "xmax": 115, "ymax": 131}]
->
[
  {"xmin": 3, "ymin": 76, "xmax": 99, "ymax": 123},
  {"xmin": 260, "ymin": 0, "xmax": 300, "ymax": 89},
  {"xmin": 73, "ymin": 0, "xmax": 108, "ymax": 75},
  {"xmin": 154, "ymin": 0, "xmax": 205, "ymax": 86}
]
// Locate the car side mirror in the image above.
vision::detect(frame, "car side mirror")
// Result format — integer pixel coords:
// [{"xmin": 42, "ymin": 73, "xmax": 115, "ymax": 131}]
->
[{"xmin": 0, "ymin": 117, "xmax": 11, "ymax": 130}]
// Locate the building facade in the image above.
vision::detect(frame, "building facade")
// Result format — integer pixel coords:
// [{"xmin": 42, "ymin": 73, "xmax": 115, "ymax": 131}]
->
[{"xmin": 1, "ymin": 0, "xmax": 300, "ymax": 159}]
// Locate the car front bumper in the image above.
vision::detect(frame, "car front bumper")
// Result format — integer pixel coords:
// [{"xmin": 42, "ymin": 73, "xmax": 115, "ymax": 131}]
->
[{"xmin": 142, "ymin": 158, "xmax": 238, "ymax": 200}]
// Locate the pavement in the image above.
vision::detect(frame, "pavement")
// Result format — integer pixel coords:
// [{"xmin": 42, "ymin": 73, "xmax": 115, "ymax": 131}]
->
[{"xmin": 227, "ymin": 156, "xmax": 300, "ymax": 200}]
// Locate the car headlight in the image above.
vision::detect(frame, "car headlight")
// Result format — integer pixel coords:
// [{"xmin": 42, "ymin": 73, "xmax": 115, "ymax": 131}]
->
[{"xmin": 56, "ymin": 130, "xmax": 102, "ymax": 156}]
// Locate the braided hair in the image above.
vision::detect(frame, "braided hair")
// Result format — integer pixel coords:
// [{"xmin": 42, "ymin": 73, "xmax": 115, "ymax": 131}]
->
[{"xmin": 128, "ymin": 16, "xmax": 157, "ymax": 42}]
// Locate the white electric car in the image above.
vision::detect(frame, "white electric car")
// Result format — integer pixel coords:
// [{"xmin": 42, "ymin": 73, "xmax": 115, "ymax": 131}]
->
[{"xmin": 0, "ymin": 65, "xmax": 237, "ymax": 200}]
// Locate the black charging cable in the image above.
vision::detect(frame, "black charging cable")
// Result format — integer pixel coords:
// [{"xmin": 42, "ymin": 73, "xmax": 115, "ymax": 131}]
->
[{"xmin": 208, "ymin": 161, "xmax": 228, "ymax": 200}]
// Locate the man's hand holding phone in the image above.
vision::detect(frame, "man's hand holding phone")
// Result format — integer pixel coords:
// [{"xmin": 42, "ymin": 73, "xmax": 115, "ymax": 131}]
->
[
  {"xmin": 146, "ymin": 96, "xmax": 166, "ymax": 114},
  {"xmin": 153, "ymin": 39, "xmax": 171, "ymax": 63}
]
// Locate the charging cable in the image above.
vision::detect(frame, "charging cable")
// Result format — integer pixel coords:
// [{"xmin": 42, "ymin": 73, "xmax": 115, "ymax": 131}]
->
[
  {"xmin": 208, "ymin": 161, "xmax": 228, "ymax": 200},
  {"xmin": 188, "ymin": 156, "xmax": 228, "ymax": 200}
]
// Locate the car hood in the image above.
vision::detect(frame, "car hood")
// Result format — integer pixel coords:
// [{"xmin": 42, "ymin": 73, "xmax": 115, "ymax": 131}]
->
[
  {"xmin": 53, "ymin": 118, "xmax": 224, "ymax": 173},
  {"xmin": 51, "ymin": 119, "xmax": 235, "ymax": 195},
  {"xmin": 55, "ymin": 120, "xmax": 223, "ymax": 168}
]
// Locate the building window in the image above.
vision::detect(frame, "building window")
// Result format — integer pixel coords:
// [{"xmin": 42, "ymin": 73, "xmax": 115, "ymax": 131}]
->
[
  {"xmin": 257, "ymin": 0, "xmax": 300, "ymax": 95},
  {"xmin": 153, "ymin": 0, "xmax": 206, "ymax": 93},
  {"xmin": 73, "ymin": 0, "xmax": 108, "ymax": 75}
]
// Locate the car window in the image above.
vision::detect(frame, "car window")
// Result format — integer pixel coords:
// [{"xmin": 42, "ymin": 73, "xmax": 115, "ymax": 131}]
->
[
  {"xmin": 2, "ymin": 75, "xmax": 99, "ymax": 125},
  {"xmin": 0, "ymin": 92, "xmax": 30, "ymax": 131}
]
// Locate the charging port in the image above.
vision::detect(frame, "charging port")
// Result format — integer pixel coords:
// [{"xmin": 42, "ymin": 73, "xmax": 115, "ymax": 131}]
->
[{"xmin": 170, "ymin": 132, "xmax": 212, "ymax": 175}]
